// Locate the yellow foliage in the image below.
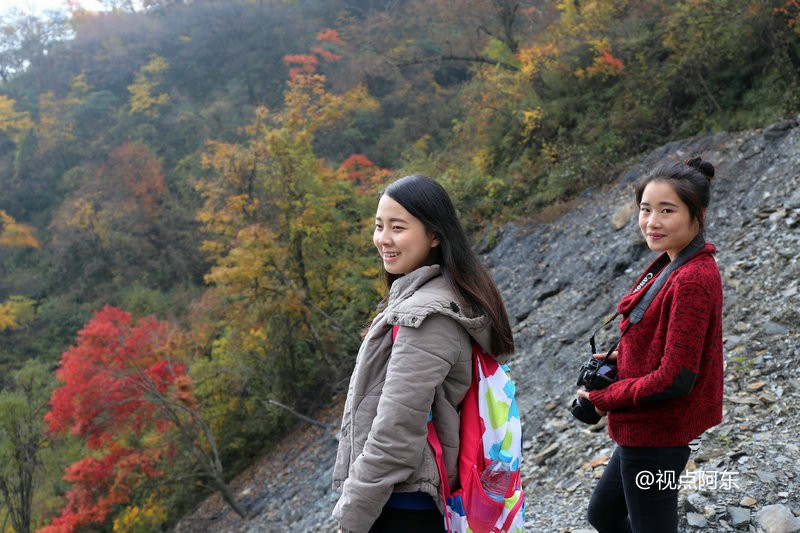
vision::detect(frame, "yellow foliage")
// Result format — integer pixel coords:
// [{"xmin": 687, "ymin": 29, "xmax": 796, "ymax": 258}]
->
[
  {"xmin": 0, "ymin": 95, "xmax": 34, "ymax": 143},
  {"xmin": 0, "ymin": 212, "xmax": 39, "ymax": 333},
  {"xmin": 0, "ymin": 301, "xmax": 18, "ymax": 332},
  {"xmin": 412, "ymin": 135, "xmax": 430, "ymax": 154},
  {"xmin": 113, "ymin": 495, "xmax": 168, "ymax": 533},
  {"xmin": 484, "ymin": 177, "xmax": 508, "ymax": 199},
  {"xmin": 191, "ymin": 54, "xmax": 381, "ymax": 440},
  {"xmin": 36, "ymin": 92, "xmax": 77, "ymax": 154},
  {"xmin": 0, "ymin": 296, "xmax": 34, "ymax": 332},
  {"xmin": 67, "ymin": 72, "xmax": 93, "ymax": 107},
  {"xmin": 128, "ymin": 54, "xmax": 171, "ymax": 117},
  {"xmin": 0, "ymin": 210, "xmax": 40, "ymax": 249},
  {"xmin": 471, "ymin": 147, "xmax": 494, "ymax": 175},
  {"xmin": 540, "ymin": 142, "xmax": 560, "ymax": 163},
  {"xmin": 521, "ymin": 108, "xmax": 545, "ymax": 139},
  {"xmin": 518, "ymin": 42, "xmax": 560, "ymax": 81},
  {"xmin": 557, "ymin": 0, "xmax": 579, "ymax": 28},
  {"xmin": 282, "ymin": 74, "xmax": 377, "ymax": 134},
  {"xmin": 60, "ymin": 199, "xmax": 99, "ymax": 231}
]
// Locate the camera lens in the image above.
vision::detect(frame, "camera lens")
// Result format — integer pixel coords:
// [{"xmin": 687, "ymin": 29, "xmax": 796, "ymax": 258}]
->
[{"xmin": 570, "ymin": 396, "xmax": 602, "ymax": 425}]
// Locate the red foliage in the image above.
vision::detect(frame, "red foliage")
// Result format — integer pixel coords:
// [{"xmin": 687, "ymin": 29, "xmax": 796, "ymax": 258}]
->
[
  {"xmin": 38, "ymin": 447, "xmax": 164, "ymax": 533},
  {"xmin": 598, "ymin": 49, "xmax": 625, "ymax": 72},
  {"xmin": 42, "ymin": 306, "xmax": 193, "ymax": 532},
  {"xmin": 337, "ymin": 154, "xmax": 392, "ymax": 193},
  {"xmin": 316, "ymin": 28, "xmax": 344, "ymax": 46},
  {"xmin": 46, "ymin": 306, "xmax": 175, "ymax": 447},
  {"xmin": 339, "ymin": 154, "xmax": 375, "ymax": 182},
  {"xmin": 313, "ymin": 29, "xmax": 344, "ymax": 61},
  {"xmin": 283, "ymin": 54, "xmax": 319, "ymax": 79},
  {"xmin": 585, "ymin": 47, "xmax": 625, "ymax": 78},
  {"xmin": 774, "ymin": 1, "xmax": 800, "ymax": 31},
  {"xmin": 311, "ymin": 45, "xmax": 343, "ymax": 62},
  {"xmin": 104, "ymin": 143, "xmax": 167, "ymax": 218},
  {"xmin": 283, "ymin": 29, "xmax": 344, "ymax": 79}
]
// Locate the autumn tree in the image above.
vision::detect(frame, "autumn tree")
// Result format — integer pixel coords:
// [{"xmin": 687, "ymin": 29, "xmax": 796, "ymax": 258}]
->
[
  {"xmin": 0, "ymin": 96, "xmax": 34, "ymax": 144},
  {"xmin": 192, "ymin": 32, "xmax": 381, "ymax": 460},
  {"xmin": 0, "ymin": 74, "xmax": 90, "ymax": 224},
  {"xmin": 45, "ymin": 139, "xmax": 206, "ymax": 309},
  {"xmin": 42, "ymin": 306, "xmax": 245, "ymax": 532},
  {"xmin": 0, "ymin": 211, "xmax": 38, "ymax": 334},
  {"xmin": 0, "ymin": 359, "xmax": 53, "ymax": 533},
  {"xmin": 0, "ymin": 211, "xmax": 38, "ymax": 252},
  {"xmin": 128, "ymin": 54, "xmax": 170, "ymax": 117},
  {"xmin": 0, "ymin": 95, "xmax": 36, "ymax": 215}
]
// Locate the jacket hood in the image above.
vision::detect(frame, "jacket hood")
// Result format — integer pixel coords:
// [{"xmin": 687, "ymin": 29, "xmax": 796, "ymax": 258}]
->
[{"xmin": 386, "ymin": 265, "xmax": 496, "ymax": 359}]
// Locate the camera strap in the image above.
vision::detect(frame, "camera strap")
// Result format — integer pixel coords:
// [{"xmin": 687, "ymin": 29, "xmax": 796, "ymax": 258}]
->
[
  {"xmin": 629, "ymin": 234, "xmax": 705, "ymax": 324},
  {"xmin": 590, "ymin": 234, "xmax": 706, "ymax": 358}
]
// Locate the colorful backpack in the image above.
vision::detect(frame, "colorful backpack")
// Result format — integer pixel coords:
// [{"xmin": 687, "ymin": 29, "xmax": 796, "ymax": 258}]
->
[{"xmin": 393, "ymin": 326, "xmax": 526, "ymax": 533}]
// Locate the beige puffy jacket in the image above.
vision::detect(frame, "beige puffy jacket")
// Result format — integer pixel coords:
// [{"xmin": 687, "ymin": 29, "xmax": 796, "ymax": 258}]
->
[{"xmin": 331, "ymin": 265, "xmax": 503, "ymax": 533}]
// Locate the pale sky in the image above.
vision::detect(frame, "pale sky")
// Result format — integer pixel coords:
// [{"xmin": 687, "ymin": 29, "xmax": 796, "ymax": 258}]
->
[{"xmin": 0, "ymin": 0, "xmax": 106, "ymax": 16}]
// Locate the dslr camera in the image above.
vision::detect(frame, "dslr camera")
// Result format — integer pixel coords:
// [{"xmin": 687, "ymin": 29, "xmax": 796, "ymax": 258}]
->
[{"xmin": 570, "ymin": 357, "xmax": 617, "ymax": 424}]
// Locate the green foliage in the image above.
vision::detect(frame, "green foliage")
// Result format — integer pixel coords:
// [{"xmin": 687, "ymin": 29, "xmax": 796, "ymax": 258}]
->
[{"xmin": 118, "ymin": 283, "xmax": 173, "ymax": 318}]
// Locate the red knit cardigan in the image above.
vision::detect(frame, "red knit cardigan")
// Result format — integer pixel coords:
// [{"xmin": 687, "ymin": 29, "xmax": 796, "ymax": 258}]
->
[{"xmin": 589, "ymin": 243, "xmax": 724, "ymax": 447}]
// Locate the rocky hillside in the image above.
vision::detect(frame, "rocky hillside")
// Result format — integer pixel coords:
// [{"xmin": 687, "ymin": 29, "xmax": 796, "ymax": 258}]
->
[{"xmin": 174, "ymin": 118, "xmax": 800, "ymax": 533}]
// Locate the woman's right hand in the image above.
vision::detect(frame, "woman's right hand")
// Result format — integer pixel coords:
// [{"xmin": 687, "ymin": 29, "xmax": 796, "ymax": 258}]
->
[{"xmin": 593, "ymin": 350, "xmax": 618, "ymax": 362}]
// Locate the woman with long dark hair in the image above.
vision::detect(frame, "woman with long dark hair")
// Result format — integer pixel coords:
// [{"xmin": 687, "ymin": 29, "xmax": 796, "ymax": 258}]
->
[{"xmin": 332, "ymin": 174, "xmax": 514, "ymax": 532}]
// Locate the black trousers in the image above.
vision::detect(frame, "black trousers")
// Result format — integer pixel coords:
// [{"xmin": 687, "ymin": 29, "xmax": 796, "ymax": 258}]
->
[
  {"xmin": 587, "ymin": 445, "xmax": 691, "ymax": 533},
  {"xmin": 369, "ymin": 506, "xmax": 444, "ymax": 533}
]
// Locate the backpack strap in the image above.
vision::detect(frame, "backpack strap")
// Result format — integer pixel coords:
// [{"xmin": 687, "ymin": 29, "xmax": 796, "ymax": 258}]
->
[
  {"xmin": 427, "ymin": 342, "xmax": 488, "ymax": 533},
  {"xmin": 394, "ymin": 324, "xmax": 519, "ymax": 533},
  {"xmin": 426, "ymin": 419, "xmax": 454, "ymax": 532}
]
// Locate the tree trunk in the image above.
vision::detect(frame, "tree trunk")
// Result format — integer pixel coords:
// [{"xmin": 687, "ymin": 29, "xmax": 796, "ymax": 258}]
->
[{"xmin": 209, "ymin": 476, "xmax": 250, "ymax": 519}]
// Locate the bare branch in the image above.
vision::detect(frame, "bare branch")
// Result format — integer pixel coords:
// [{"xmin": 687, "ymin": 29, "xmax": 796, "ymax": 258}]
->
[{"xmin": 262, "ymin": 398, "xmax": 336, "ymax": 431}]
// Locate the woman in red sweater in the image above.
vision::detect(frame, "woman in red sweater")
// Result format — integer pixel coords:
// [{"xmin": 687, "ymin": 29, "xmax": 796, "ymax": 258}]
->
[{"xmin": 576, "ymin": 157, "xmax": 724, "ymax": 533}]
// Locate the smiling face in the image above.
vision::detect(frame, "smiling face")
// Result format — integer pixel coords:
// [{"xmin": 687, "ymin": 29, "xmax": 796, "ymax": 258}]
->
[
  {"xmin": 638, "ymin": 180, "xmax": 701, "ymax": 260},
  {"xmin": 373, "ymin": 194, "xmax": 440, "ymax": 275}
]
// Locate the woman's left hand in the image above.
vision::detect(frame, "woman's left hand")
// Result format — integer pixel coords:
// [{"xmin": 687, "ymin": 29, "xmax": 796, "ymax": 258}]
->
[{"xmin": 576, "ymin": 389, "xmax": 607, "ymax": 417}]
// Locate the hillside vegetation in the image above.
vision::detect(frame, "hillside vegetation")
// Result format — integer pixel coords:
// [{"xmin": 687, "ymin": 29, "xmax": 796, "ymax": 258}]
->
[{"xmin": 0, "ymin": 0, "xmax": 797, "ymax": 530}]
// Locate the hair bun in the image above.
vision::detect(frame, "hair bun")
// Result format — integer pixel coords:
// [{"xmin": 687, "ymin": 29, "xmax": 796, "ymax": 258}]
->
[{"xmin": 685, "ymin": 156, "xmax": 715, "ymax": 180}]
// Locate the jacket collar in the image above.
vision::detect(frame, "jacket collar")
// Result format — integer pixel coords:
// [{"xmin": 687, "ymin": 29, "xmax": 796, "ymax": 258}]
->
[
  {"xmin": 386, "ymin": 264, "xmax": 496, "ymax": 359},
  {"xmin": 388, "ymin": 264, "xmax": 443, "ymax": 304}
]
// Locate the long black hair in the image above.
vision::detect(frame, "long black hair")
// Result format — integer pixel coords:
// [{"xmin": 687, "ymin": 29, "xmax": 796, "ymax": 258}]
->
[{"xmin": 379, "ymin": 174, "xmax": 515, "ymax": 356}]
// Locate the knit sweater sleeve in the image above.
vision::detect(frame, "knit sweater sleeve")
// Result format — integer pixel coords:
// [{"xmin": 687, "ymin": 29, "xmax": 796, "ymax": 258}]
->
[{"xmin": 589, "ymin": 276, "xmax": 713, "ymax": 413}]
